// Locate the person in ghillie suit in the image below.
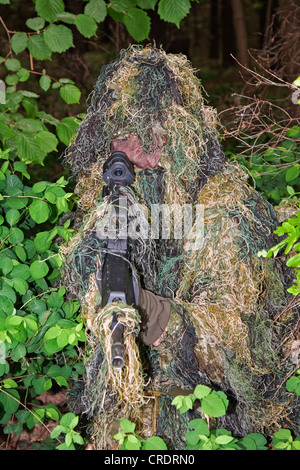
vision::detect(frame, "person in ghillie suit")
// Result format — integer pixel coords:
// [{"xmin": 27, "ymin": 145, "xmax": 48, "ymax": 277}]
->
[{"xmin": 61, "ymin": 45, "xmax": 299, "ymax": 449}]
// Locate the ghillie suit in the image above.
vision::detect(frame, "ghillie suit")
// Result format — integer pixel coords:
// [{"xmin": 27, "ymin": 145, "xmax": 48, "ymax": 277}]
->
[{"xmin": 61, "ymin": 45, "xmax": 299, "ymax": 449}]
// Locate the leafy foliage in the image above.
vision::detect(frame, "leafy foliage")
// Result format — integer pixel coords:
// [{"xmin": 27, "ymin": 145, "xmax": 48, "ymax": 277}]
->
[
  {"xmin": 286, "ymin": 369, "xmax": 300, "ymax": 396},
  {"xmin": 171, "ymin": 384, "xmax": 229, "ymax": 417},
  {"xmin": 231, "ymin": 126, "xmax": 300, "ymax": 204},
  {"xmin": 258, "ymin": 208, "xmax": 300, "ymax": 295},
  {"xmin": 113, "ymin": 418, "xmax": 168, "ymax": 450},
  {"xmin": 113, "ymin": 384, "xmax": 300, "ymax": 451},
  {"xmin": 51, "ymin": 412, "xmax": 85, "ymax": 450},
  {"xmin": 0, "ymin": 149, "xmax": 85, "ymax": 447}
]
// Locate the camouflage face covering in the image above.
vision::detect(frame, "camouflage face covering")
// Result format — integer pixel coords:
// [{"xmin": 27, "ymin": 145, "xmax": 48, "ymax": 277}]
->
[{"xmin": 61, "ymin": 45, "xmax": 299, "ymax": 449}]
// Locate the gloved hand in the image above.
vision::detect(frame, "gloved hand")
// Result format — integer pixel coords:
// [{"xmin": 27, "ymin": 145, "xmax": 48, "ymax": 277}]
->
[{"xmin": 137, "ymin": 285, "xmax": 171, "ymax": 346}]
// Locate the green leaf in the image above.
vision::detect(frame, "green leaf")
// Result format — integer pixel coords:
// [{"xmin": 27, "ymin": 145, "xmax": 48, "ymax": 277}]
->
[
  {"xmin": 27, "ymin": 35, "xmax": 52, "ymax": 61},
  {"xmin": 215, "ymin": 434, "xmax": 234, "ymax": 445},
  {"xmin": 15, "ymin": 245, "xmax": 27, "ymax": 262},
  {"xmin": 285, "ymin": 164, "xmax": 300, "ymax": 182},
  {"xmin": 32, "ymin": 377, "xmax": 52, "ymax": 394},
  {"xmin": 29, "ymin": 199, "xmax": 51, "ymax": 224},
  {"xmin": 286, "ymin": 376, "xmax": 300, "ymax": 393},
  {"xmin": 0, "ymin": 388, "xmax": 20, "ymax": 415},
  {"xmin": 194, "ymin": 384, "xmax": 211, "ymax": 399},
  {"xmin": 123, "ymin": 8, "xmax": 151, "ymax": 42},
  {"xmin": 5, "ymin": 58, "xmax": 21, "ymax": 71},
  {"xmin": 5, "ymin": 73, "xmax": 19, "ymax": 86},
  {"xmin": 44, "ymin": 326, "xmax": 61, "ymax": 340},
  {"xmin": 143, "ymin": 436, "xmax": 167, "ymax": 450},
  {"xmin": 11, "ymin": 32, "xmax": 28, "ymax": 54},
  {"xmin": 3, "ymin": 379, "xmax": 18, "ymax": 389},
  {"xmin": 56, "ymin": 117, "xmax": 79, "ymax": 145},
  {"xmin": 60, "ymin": 412, "xmax": 78, "ymax": 429},
  {"xmin": 15, "ymin": 133, "xmax": 46, "ymax": 164},
  {"xmin": 286, "ymin": 253, "xmax": 300, "ymax": 268},
  {"xmin": 39, "ymin": 75, "xmax": 51, "ymax": 91},
  {"xmin": 60, "ymin": 84, "xmax": 81, "ymax": 104},
  {"xmin": 32, "ymin": 181, "xmax": 48, "ymax": 193},
  {"xmin": 36, "ymin": 131, "xmax": 58, "ymax": 153},
  {"xmin": 56, "ymin": 12, "xmax": 76, "ymax": 24},
  {"xmin": 274, "ymin": 428, "xmax": 292, "ymax": 441},
  {"xmin": 26, "ymin": 17, "xmax": 45, "ymax": 31},
  {"xmin": 30, "ymin": 259, "xmax": 49, "ymax": 279},
  {"xmin": 0, "ymin": 295, "xmax": 14, "ymax": 314},
  {"xmin": 1, "ymin": 256, "xmax": 14, "ymax": 275},
  {"xmin": 75, "ymin": 14, "xmax": 98, "ymax": 38},
  {"xmin": 6, "ymin": 209, "xmax": 20, "ymax": 227},
  {"xmin": 10, "ymin": 264, "xmax": 31, "ymax": 280},
  {"xmin": 120, "ymin": 418, "xmax": 136, "ymax": 433},
  {"xmin": 158, "ymin": 0, "xmax": 191, "ymax": 27},
  {"xmin": 43, "ymin": 24, "xmax": 74, "ymax": 53},
  {"xmin": 137, "ymin": 0, "xmax": 157, "ymax": 9},
  {"xmin": 84, "ymin": 0, "xmax": 107, "ymax": 23},
  {"xmin": 9, "ymin": 227, "xmax": 24, "ymax": 244},
  {"xmin": 201, "ymin": 393, "xmax": 227, "ymax": 418},
  {"xmin": 35, "ymin": 0, "xmax": 65, "ymax": 23},
  {"xmin": 45, "ymin": 406, "xmax": 60, "ymax": 420},
  {"xmin": 5, "ymin": 315, "xmax": 23, "ymax": 327},
  {"xmin": 17, "ymin": 68, "xmax": 30, "ymax": 82}
]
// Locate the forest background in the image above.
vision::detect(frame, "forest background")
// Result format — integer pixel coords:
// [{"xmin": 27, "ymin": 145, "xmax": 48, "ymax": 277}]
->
[{"xmin": 0, "ymin": 0, "xmax": 299, "ymax": 450}]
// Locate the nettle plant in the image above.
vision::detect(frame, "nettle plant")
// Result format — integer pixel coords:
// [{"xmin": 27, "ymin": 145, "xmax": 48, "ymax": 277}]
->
[{"xmin": 0, "ymin": 149, "xmax": 85, "ymax": 447}]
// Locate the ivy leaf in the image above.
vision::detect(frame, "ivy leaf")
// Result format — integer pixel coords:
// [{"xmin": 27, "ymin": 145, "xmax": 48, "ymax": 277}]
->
[
  {"xmin": 123, "ymin": 8, "xmax": 151, "ymax": 42},
  {"xmin": 11, "ymin": 32, "xmax": 28, "ymax": 54},
  {"xmin": 84, "ymin": 0, "xmax": 107, "ymax": 23},
  {"xmin": 59, "ymin": 84, "xmax": 81, "ymax": 104},
  {"xmin": 29, "ymin": 199, "xmax": 51, "ymax": 224},
  {"xmin": 27, "ymin": 35, "xmax": 52, "ymax": 60},
  {"xmin": 75, "ymin": 14, "xmax": 98, "ymax": 38},
  {"xmin": 158, "ymin": 0, "xmax": 191, "ymax": 27},
  {"xmin": 35, "ymin": 0, "xmax": 65, "ymax": 23},
  {"xmin": 43, "ymin": 24, "xmax": 74, "ymax": 53}
]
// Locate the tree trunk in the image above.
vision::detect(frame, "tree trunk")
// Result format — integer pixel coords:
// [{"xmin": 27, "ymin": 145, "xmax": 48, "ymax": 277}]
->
[{"xmin": 230, "ymin": 0, "xmax": 249, "ymax": 66}]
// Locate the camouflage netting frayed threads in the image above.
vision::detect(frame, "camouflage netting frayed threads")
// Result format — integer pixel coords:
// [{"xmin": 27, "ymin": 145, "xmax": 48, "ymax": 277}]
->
[{"xmin": 61, "ymin": 45, "xmax": 299, "ymax": 448}]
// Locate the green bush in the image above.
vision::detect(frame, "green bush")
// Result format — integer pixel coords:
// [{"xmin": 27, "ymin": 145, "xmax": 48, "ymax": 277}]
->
[
  {"xmin": 0, "ymin": 149, "xmax": 85, "ymax": 448},
  {"xmin": 229, "ymin": 125, "xmax": 300, "ymax": 205}
]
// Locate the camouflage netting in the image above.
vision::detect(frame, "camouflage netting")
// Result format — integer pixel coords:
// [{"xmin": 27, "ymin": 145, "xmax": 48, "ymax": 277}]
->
[{"xmin": 61, "ymin": 45, "xmax": 299, "ymax": 449}]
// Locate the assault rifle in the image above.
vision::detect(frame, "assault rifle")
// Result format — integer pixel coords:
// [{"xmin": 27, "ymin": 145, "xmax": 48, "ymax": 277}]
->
[{"xmin": 100, "ymin": 151, "xmax": 138, "ymax": 369}]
